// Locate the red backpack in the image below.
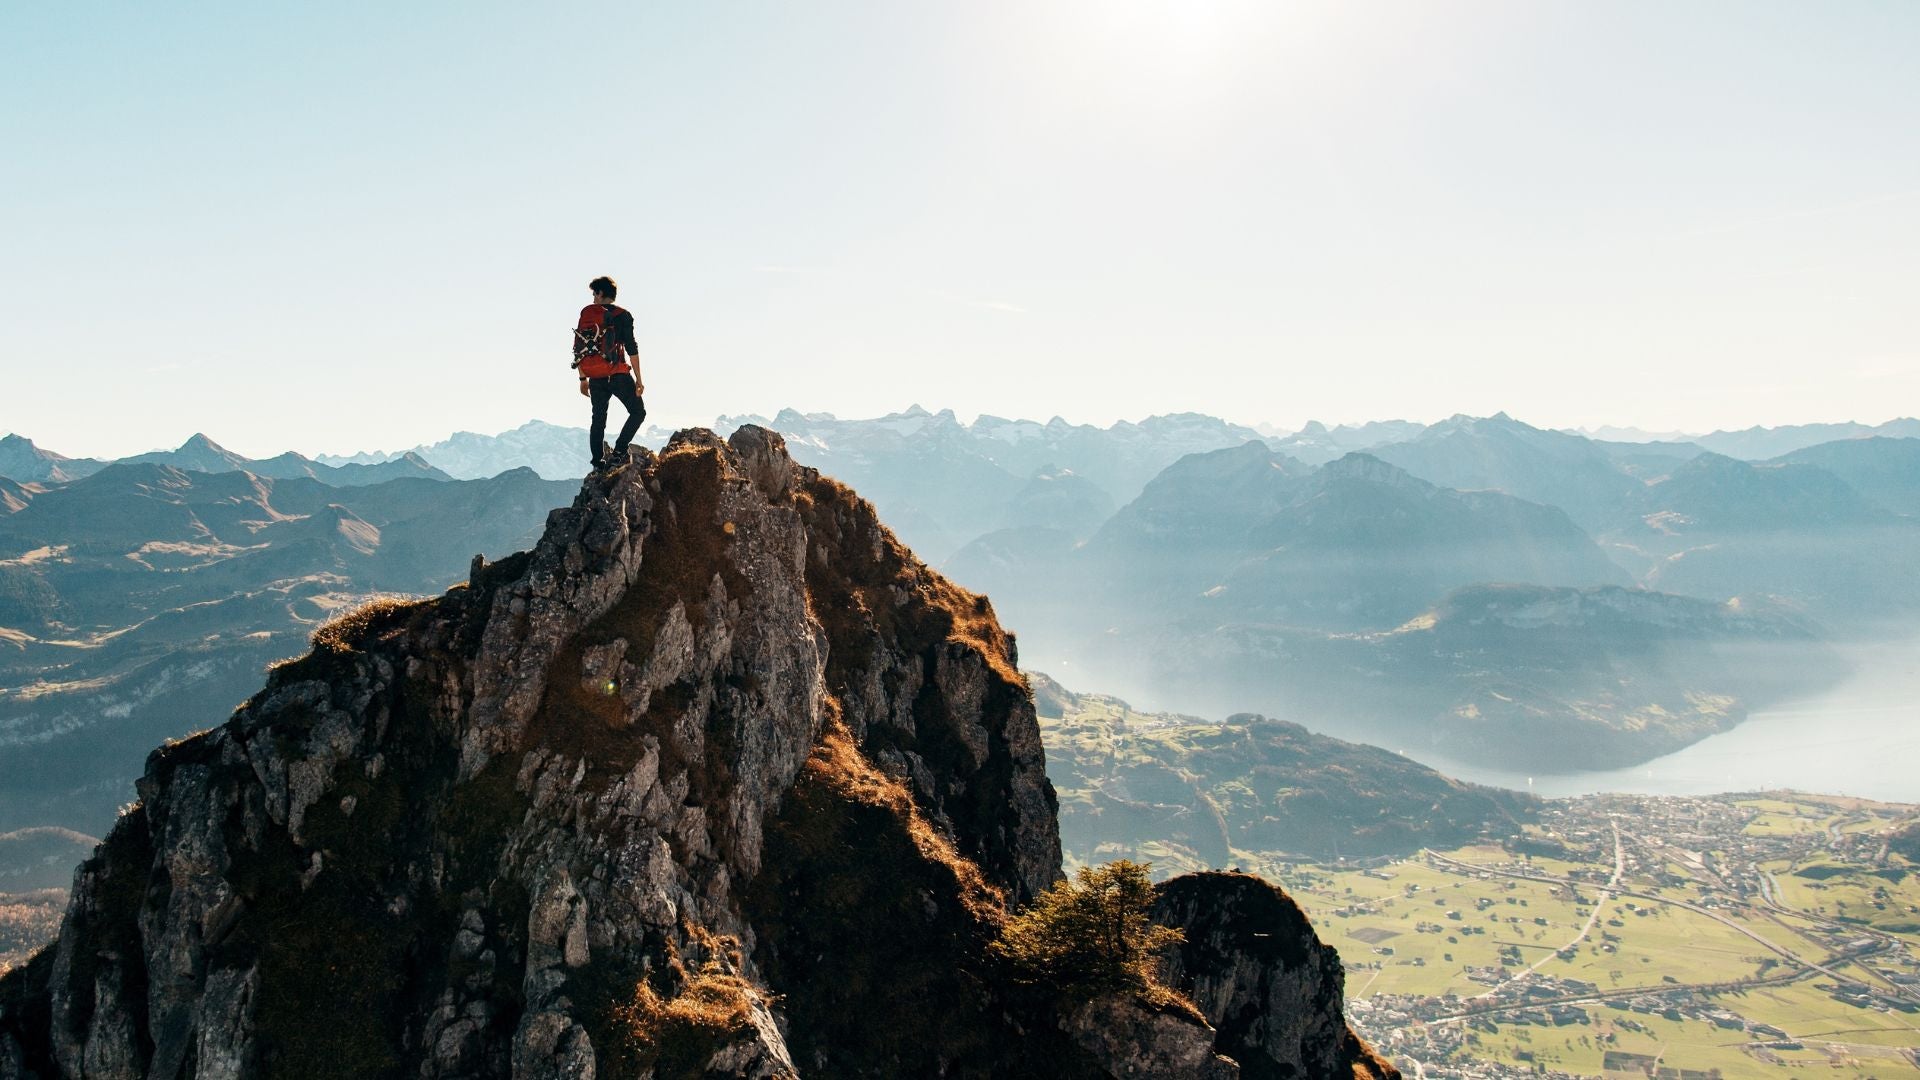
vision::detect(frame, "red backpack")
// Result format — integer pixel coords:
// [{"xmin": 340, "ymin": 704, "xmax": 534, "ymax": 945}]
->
[{"xmin": 571, "ymin": 305, "xmax": 629, "ymax": 377}]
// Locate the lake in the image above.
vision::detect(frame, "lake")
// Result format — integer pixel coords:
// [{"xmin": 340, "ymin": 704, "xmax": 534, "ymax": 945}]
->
[{"xmin": 1408, "ymin": 634, "xmax": 1920, "ymax": 803}]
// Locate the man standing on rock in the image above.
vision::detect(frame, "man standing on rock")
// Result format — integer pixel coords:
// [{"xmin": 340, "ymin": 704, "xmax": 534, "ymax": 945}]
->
[{"xmin": 572, "ymin": 275, "xmax": 646, "ymax": 471}]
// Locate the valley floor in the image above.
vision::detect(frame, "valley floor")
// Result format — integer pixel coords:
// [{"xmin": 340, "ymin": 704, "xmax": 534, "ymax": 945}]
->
[{"xmin": 1285, "ymin": 793, "xmax": 1920, "ymax": 1078}]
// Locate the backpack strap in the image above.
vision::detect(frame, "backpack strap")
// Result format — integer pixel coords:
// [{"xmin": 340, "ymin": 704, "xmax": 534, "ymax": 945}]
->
[{"xmin": 605, "ymin": 304, "xmax": 627, "ymax": 367}]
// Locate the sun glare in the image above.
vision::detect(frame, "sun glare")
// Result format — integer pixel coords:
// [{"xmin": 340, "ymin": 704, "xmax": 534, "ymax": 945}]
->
[{"xmin": 1010, "ymin": 0, "xmax": 1360, "ymax": 123}]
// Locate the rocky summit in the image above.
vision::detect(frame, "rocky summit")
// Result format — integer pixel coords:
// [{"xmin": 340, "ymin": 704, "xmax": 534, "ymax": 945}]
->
[{"xmin": 0, "ymin": 427, "xmax": 1393, "ymax": 1080}]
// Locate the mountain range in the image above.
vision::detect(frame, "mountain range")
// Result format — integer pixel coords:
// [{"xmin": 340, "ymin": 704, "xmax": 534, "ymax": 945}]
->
[
  {"xmin": 1773, "ymin": 437, "xmax": 1920, "ymax": 517},
  {"xmin": 1, "ymin": 433, "xmax": 449, "ymax": 489},
  {"xmin": 942, "ymin": 414, "xmax": 1910, "ymax": 770},
  {"xmin": 1689, "ymin": 417, "xmax": 1920, "ymax": 460},
  {"xmin": 20, "ymin": 411, "xmax": 1918, "ymax": 488},
  {"xmin": 0, "ymin": 461, "xmax": 574, "ymax": 836},
  {"xmin": 317, "ymin": 419, "xmax": 672, "ymax": 482},
  {"xmin": 1603, "ymin": 451, "xmax": 1920, "ymax": 621},
  {"xmin": 707, "ymin": 407, "xmax": 1278, "ymax": 561},
  {"xmin": 5, "ymin": 407, "xmax": 1917, "ymax": 814}
]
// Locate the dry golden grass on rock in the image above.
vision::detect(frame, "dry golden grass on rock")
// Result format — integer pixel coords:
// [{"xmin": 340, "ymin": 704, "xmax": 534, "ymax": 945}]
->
[
  {"xmin": 793, "ymin": 471, "xmax": 1025, "ymax": 690},
  {"xmin": 304, "ymin": 595, "xmax": 430, "ymax": 657},
  {"xmin": 612, "ymin": 960, "xmax": 759, "ymax": 1074},
  {"xmin": 806, "ymin": 711, "xmax": 1006, "ymax": 923}
]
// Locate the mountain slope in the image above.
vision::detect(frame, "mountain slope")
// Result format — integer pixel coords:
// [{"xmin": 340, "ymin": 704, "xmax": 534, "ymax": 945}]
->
[
  {"xmin": 1773, "ymin": 437, "xmax": 1920, "ymax": 517},
  {"xmin": 0, "ymin": 439, "xmax": 102, "ymax": 487},
  {"xmin": 1059, "ymin": 446, "xmax": 1626, "ymax": 635},
  {"xmin": 1036, "ymin": 675, "xmax": 1533, "ymax": 872},
  {"xmin": 945, "ymin": 436, "xmax": 1866, "ymax": 770},
  {"xmin": 1602, "ymin": 452, "xmax": 1920, "ymax": 620},
  {"xmin": 119, "ymin": 433, "xmax": 253, "ymax": 474},
  {"xmin": 1216, "ymin": 453, "xmax": 1630, "ymax": 630},
  {"xmin": 1077, "ymin": 440, "xmax": 1312, "ymax": 605},
  {"xmin": 0, "ymin": 428, "xmax": 1392, "ymax": 1079},
  {"xmin": 711, "ymin": 407, "xmax": 1275, "ymax": 562},
  {"xmin": 1366, "ymin": 413, "xmax": 1640, "ymax": 530},
  {"xmin": 997, "ymin": 465, "xmax": 1116, "ymax": 537},
  {"xmin": 0, "ymin": 480, "xmax": 32, "ymax": 517},
  {"xmin": 0, "ymin": 465, "xmax": 572, "ymax": 636}
]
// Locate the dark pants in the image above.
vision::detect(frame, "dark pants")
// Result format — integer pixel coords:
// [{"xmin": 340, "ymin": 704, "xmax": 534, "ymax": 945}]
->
[{"xmin": 588, "ymin": 372, "xmax": 645, "ymax": 464}]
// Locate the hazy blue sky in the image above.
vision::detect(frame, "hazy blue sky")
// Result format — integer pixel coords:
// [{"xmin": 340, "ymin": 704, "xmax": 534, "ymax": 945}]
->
[{"xmin": 4, "ymin": 2, "xmax": 1917, "ymax": 458}]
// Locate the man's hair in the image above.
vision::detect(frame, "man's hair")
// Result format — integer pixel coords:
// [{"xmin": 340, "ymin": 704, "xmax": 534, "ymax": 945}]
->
[{"xmin": 589, "ymin": 276, "xmax": 617, "ymax": 301}]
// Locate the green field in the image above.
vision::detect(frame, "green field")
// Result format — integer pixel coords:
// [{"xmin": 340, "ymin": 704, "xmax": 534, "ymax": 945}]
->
[
  {"xmin": 1763, "ymin": 857, "xmax": 1920, "ymax": 936},
  {"xmin": 1299, "ymin": 793, "xmax": 1920, "ymax": 1078},
  {"xmin": 1452, "ymin": 1009, "xmax": 1918, "ymax": 1079}
]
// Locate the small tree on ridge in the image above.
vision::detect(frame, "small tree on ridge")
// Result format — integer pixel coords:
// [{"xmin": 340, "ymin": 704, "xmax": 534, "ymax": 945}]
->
[{"xmin": 990, "ymin": 859, "xmax": 1186, "ymax": 1003}]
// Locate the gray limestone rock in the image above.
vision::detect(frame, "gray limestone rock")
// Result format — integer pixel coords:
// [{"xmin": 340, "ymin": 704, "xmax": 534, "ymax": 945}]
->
[
  {"xmin": 1153, "ymin": 872, "xmax": 1400, "ymax": 1079},
  {"xmin": 1062, "ymin": 994, "xmax": 1239, "ymax": 1080}
]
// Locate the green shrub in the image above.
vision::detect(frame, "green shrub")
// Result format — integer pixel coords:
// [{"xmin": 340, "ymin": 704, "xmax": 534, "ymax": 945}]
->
[{"xmin": 990, "ymin": 859, "xmax": 1185, "ymax": 1003}]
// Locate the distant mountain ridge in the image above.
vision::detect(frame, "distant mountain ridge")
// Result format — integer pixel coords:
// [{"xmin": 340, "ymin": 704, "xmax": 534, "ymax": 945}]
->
[
  {"xmin": 1367, "ymin": 412, "xmax": 1646, "ymax": 530},
  {"xmin": 0, "ymin": 828, "xmax": 97, "ymax": 892},
  {"xmin": 0, "ymin": 436, "xmax": 104, "ymax": 486},
  {"xmin": 2, "ymin": 433, "xmax": 450, "ymax": 488},
  {"xmin": 1597, "ymin": 450, "xmax": 1920, "ymax": 620},
  {"xmin": 961, "ymin": 440, "xmax": 1631, "ymax": 642},
  {"xmin": 18, "ymin": 409, "xmax": 1918, "ymax": 485},
  {"xmin": 1563, "ymin": 417, "xmax": 1920, "ymax": 459},
  {"xmin": 709, "ymin": 406, "xmax": 1275, "ymax": 560},
  {"xmin": 1266, "ymin": 418, "xmax": 1426, "ymax": 465},
  {"xmin": 1692, "ymin": 417, "xmax": 1920, "ymax": 460},
  {"xmin": 317, "ymin": 419, "xmax": 673, "ymax": 481},
  {"xmin": 941, "ymin": 415, "xmax": 1892, "ymax": 770},
  {"xmin": 0, "ymin": 460, "xmax": 575, "ymax": 837},
  {"xmin": 1773, "ymin": 437, "xmax": 1920, "ymax": 517}
]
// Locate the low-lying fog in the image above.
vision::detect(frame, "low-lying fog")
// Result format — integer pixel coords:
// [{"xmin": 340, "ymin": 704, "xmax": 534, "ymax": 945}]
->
[{"xmin": 1409, "ymin": 632, "xmax": 1920, "ymax": 801}]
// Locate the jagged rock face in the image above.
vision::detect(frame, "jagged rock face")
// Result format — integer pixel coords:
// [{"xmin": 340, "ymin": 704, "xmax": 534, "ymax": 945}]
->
[
  {"xmin": 1153, "ymin": 873, "xmax": 1399, "ymax": 1080},
  {"xmin": 1060, "ymin": 995, "xmax": 1239, "ymax": 1079},
  {"xmin": 0, "ymin": 427, "xmax": 1381, "ymax": 1080}
]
